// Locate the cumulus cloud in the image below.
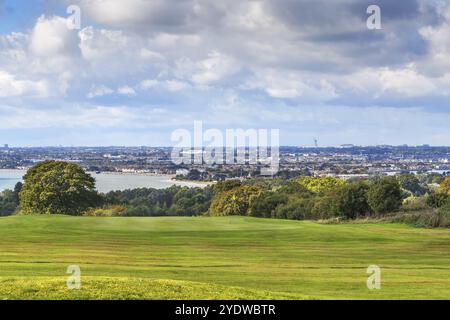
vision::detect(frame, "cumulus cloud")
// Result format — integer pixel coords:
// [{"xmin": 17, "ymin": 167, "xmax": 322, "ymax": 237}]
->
[
  {"xmin": 0, "ymin": 71, "xmax": 48, "ymax": 97},
  {"xmin": 87, "ymin": 85, "xmax": 114, "ymax": 98},
  {"xmin": 1, "ymin": 0, "xmax": 450, "ymax": 145},
  {"xmin": 117, "ymin": 85, "xmax": 136, "ymax": 96}
]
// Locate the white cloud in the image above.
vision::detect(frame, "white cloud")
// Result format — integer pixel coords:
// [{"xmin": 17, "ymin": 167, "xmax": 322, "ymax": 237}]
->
[
  {"xmin": 29, "ymin": 15, "xmax": 79, "ymax": 57},
  {"xmin": 0, "ymin": 71, "xmax": 48, "ymax": 97},
  {"xmin": 87, "ymin": 85, "xmax": 114, "ymax": 98},
  {"xmin": 117, "ymin": 85, "xmax": 136, "ymax": 96},
  {"xmin": 139, "ymin": 79, "xmax": 159, "ymax": 90},
  {"xmin": 378, "ymin": 65, "xmax": 437, "ymax": 97},
  {"xmin": 174, "ymin": 51, "xmax": 240, "ymax": 86},
  {"xmin": 165, "ymin": 80, "xmax": 189, "ymax": 92}
]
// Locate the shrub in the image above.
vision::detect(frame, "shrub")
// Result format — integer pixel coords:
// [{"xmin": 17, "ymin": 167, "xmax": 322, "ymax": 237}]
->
[
  {"xmin": 84, "ymin": 205, "xmax": 126, "ymax": 216},
  {"xmin": 426, "ymin": 192, "xmax": 449, "ymax": 208},
  {"xmin": 437, "ymin": 176, "xmax": 450, "ymax": 196},
  {"xmin": 438, "ymin": 205, "xmax": 450, "ymax": 228},
  {"xmin": 0, "ymin": 189, "xmax": 18, "ymax": 216},
  {"xmin": 402, "ymin": 196, "xmax": 428, "ymax": 212},
  {"xmin": 208, "ymin": 186, "xmax": 261, "ymax": 216},
  {"xmin": 391, "ymin": 209, "xmax": 450, "ymax": 228},
  {"xmin": 397, "ymin": 174, "xmax": 427, "ymax": 196},
  {"xmin": 274, "ymin": 198, "xmax": 314, "ymax": 220},
  {"xmin": 311, "ymin": 195, "xmax": 336, "ymax": 219},
  {"xmin": 249, "ymin": 191, "xmax": 288, "ymax": 218}
]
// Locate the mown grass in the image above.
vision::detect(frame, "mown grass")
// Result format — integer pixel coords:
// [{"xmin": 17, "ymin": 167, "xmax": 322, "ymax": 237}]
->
[{"xmin": 0, "ymin": 215, "xmax": 449, "ymax": 300}]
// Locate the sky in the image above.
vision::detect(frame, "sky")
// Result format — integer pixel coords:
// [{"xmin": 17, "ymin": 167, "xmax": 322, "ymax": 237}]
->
[{"xmin": 1, "ymin": 0, "xmax": 450, "ymax": 147}]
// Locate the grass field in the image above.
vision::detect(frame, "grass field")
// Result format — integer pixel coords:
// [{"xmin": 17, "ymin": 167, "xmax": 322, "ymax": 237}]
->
[{"xmin": 0, "ymin": 215, "xmax": 449, "ymax": 300}]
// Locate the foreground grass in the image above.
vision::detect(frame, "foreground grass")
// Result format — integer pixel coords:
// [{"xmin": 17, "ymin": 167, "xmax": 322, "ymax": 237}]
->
[
  {"xmin": 0, "ymin": 215, "xmax": 449, "ymax": 300},
  {"xmin": 0, "ymin": 277, "xmax": 302, "ymax": 300}
]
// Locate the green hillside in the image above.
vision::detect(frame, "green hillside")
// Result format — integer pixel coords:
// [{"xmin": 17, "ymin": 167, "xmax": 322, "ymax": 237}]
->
[{"xmin": 0, "ymin": 216, "xmax": 449, "ymax": 299}]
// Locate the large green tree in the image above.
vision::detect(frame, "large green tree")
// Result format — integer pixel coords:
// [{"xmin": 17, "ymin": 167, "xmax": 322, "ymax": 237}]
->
[
  {"xmin": 366, "ymin": 177, "xmax": 403, "ymax": 215},
  {"xmin": 330, "ymin": 181, "xmax": 370, "ymax": 219},
  {"xmin": 19, "ymin": 161, "xmax": 101, "ymax": 215}
]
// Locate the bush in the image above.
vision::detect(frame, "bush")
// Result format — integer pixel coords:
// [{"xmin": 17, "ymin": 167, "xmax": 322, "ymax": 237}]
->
[
  {"xmin": 0, "ymin": 190, "xmax": 18, "ymax": 216},
  {"xmin": 274, "ymin": 198, "xmax": 314, "ymax": 220},
  {"xmin": 437, "ymin": 176, "xmax": 450, "ymax": 196},
  {"xmin": 438, "ymin": 205, "xmax": 450, "ymax": 228},
  {"xmin": 367, "ymin": 177, "xmax": 403, "ymax": 215},
  {"xmin": 311, "ymin": 195, "xmax": 336, "ymax": 219},
  {"xmin": 249, "ymin": 191, "xmax": 288, "ymax": 218},
  {"xmin": 426, "ymin": 192, "xmax": 449, "ymax": 208},
  {"xmin": 402, "ymin": 196, "xmax": 429, "ymax": 212},
  {"xmin": 84, "ymin": 205, "xmax": 126, "ymax": 216},
  {"xmin": 209, "ymin": 186, "xmax": 261, "ymax": 216},
  {"xmin": 330, "ymin": 181, "xmax": 370, "ymax": 219},
  {"xmin": 391, "ymin": 209, "xmax": 450, "ymax": 228},
  {"xmin": 397, "ymin": 174, "xmax": 427, "ymax": 196}
]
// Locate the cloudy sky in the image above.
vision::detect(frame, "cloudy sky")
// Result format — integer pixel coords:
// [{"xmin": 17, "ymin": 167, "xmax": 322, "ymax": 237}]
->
[{"xmin": 1, "ymin": 0, "xmax": 450, "ymax": 146}]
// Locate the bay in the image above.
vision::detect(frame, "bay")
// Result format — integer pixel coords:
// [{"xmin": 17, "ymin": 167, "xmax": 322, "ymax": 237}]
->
[{"xmin": 0, "ymin": 169, "xmax": 207, "ymax": 193}]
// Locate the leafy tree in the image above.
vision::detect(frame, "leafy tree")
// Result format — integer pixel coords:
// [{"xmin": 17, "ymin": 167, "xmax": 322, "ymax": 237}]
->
[
  {"xmin": 212, "ymin": 179, "xmax": 242, "ymax": 195},
  {"xmin": 102, "ymin": 185, "xmax": 213, "ymax": 217},
  {"xmin": 278, "ymin": 181, "xmax": 313, "ymax": 197},
  {"xmin": 274, "ymin": 198, "xmax": 314, "ymax": 220},
  {"xmin": 438, "ymin": 176, "xmax": 450, "ymax": 196},
  {"xmin": 0, "ymin": 189, "xmax": 18, "ymax": 216},
  {"xmin": 397, "ymin": 174, "xmax": 427, "ymax": 196},
  {"xmin": 209, "ymin": 185, "xmax": 261, "ymax": 216},
  {"xmin": 329, "ymin": 181, "xmax": 370, "ymax": 219},
  {"xmin": 422, "ymin": 173, "xmax": 444, "ymax": 185},
  {"xmin": 296, "ymin": 176, "xmax": 346, "ymax": 194},
  {"xmin": 249, "ymin": 191, "xmax": 288, "ymax": 218},
  {"xmin": 426, "ymin": 192, "xmax": 449, "ymax": 208},
  {"xmin": 311, "ymin": 195, "xmax": 336, "ymax": 219},
  {"xmin": 19, "ymin": 161, "xmax": 101, "ymax": 215},
  {"xmin": 366, "ymin": 177, "xmax": 403, "ymax": 215},
  {"xmin": 13, "ymin": 182, "xmax": 22, "ymax": 205}
]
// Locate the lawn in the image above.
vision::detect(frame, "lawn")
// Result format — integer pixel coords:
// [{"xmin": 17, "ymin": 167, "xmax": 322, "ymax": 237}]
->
[{"xmin": 0, "ymin": 215, "xmax": 449, "ymax": 300}]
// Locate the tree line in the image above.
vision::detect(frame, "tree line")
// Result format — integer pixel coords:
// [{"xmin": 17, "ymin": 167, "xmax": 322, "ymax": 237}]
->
[{"xmin": 0, "ymin": 161, "xmax": 449, "ymax": 227}]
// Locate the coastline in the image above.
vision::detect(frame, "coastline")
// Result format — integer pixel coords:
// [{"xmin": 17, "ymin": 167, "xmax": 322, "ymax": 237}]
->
[{"xmin": 0, "ymin": 169, "xmax": 210, "ymax": 190}]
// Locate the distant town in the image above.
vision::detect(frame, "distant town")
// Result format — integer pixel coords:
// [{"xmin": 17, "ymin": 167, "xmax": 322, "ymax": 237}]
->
[{"xmin": 1, "ymin": 144, "xmax": 449, "ymax": 181}]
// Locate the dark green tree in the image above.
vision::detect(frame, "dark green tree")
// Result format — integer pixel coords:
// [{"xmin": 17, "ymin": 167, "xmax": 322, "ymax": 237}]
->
[
  {"xmin": 397, "ymin": 174, "xmax": 427, "ymax": 196},
  {"xmin": 367, "ymin": 177, "xmax": 403, "ymax": 215},
  {"xmin": 19, "ymin": 161, "xmax": 101, "ymax": 215},
  {"xmin": 426, "ymin": 192, "xmax": 449, "ymax": 208},
  {"xmin": 331, "ymin": 181, "xmax": 370, "ymax": 219},
  {"xmin": 0, "ymin": 189, "xmax": 18, "ymax": 216},
  {"xmin": 249, "ymin": 191, "xmax": 288, "ymax": 218},
  {"xmin": 212, "ymin": 179, "xmax": 242, "ymax": 194},
  {"xmin": 274, "ymin": 198, "xmax": 314, "ymax": 220}
]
